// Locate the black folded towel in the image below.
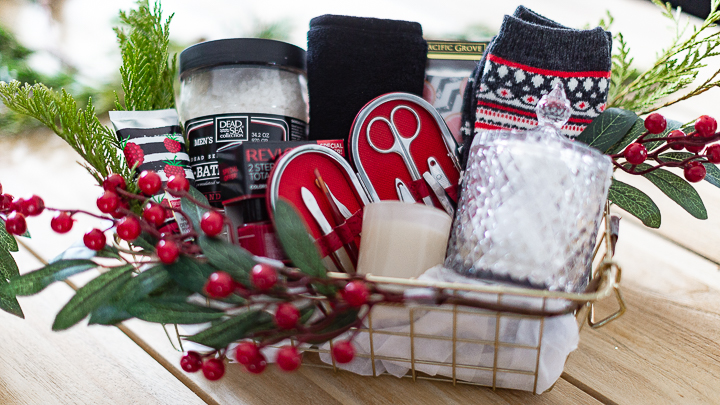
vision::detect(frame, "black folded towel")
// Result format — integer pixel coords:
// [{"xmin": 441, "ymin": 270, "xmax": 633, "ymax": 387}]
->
[{"xmin": 307, "ymin": 14, "xmax": 428, "ymax": 141}]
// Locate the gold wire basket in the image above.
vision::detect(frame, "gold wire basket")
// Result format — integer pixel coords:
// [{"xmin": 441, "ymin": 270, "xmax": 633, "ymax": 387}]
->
[
  {"xmin": 166, "ymin": 208, "xmax": 624, "ymax": 394},
  {"xmin": 295, "ymin": 206, "xmax": 625, "ymax": 394}
]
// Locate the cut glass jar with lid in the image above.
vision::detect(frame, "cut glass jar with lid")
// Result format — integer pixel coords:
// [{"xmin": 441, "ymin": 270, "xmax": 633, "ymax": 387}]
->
[
  {"xmin": 178, "ymin": 38, "xmax": 309, "ymax": 207},
  {"xmin": 445, "ymin": 83, "xmax": 613, "ymax": 293}
]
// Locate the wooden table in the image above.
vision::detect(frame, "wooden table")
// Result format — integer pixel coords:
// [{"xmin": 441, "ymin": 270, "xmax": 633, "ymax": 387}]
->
[{"xmin": 1, "ymin": 129, "xmax": 719, "ymax": 405}]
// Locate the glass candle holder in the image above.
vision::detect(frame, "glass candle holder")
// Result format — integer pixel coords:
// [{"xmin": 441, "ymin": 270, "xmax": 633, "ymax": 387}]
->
[{"xmin": 445, "ymin": 84, "xmax": 613, "ymax": 292}]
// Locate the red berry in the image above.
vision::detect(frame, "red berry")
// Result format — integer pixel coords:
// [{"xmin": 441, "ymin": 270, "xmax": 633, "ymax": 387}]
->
[
  {"xmin": 200, "ymin": 211, "xmax": 224, "ymax": 237},
  {"xmin": 116, "ymin": 215, "xmax": 142, "ymax": 241},
  {"xmin": 695, "ymin": 115, "xmax": 717, "ymax": 137},
  {"xmin": 103, "ymin": 174, "xmax": 127, "ymax": 192},
  {"xmin": 97, "ymin": 191, "xmax": 120, "ymax": 214},
  {"xmin": 20, "ymin": 195, "xmax": 44, "ymax": 216},
  {"xmin": 0, "ymin": 194, "xmax": 11, "ymax": 211},
  {"xmin": 167, "ymin": 174, "xmax": 190, "ymax": 193},
  {"xmin": 276, "ymin": 346, "xmax": 301, "ymax": 372},
  {"xmin": 4, "ymin": 212, "xmax": 27, "ymax": 235},
  {"xmin": 138, "ymin": 171, "xmax": 162, "ymax": 195},
  {"xmin": 180, "ymin": 351, "xmax": 203, "ymax": 373},
  {"xmin": 245, "ymin": 353, "xmax": 267, "ymax": 374},
  {"xmin": 204, "ymin": 271, "xmax": 234, "ymax": 298},
  {"xmin": 83, "ymin": 229, "xmax": 106, "ymax": 251},
  {"xmin": 51, "ymin": 212, "xmax": 73, "ymax": 233},
  {"xmin": 685, "ymin": 134, "xmax": 705, "ymax": 154},
  {"xmin": 667, "ymin": 130, "xmax": 686, "ymax": 151},
  {"xmin": 250, "ymin": 263, "xmax": 277, "ymax": 291},
  {"xmin": 332, "ymin": 340, "xmax": 355, "ymax": 364},
  {"xmin": 202, "ymin": 358, "xmax": 225, "ymax": 381},
  {"xmin": 111, "ymin": 200, "xmax": 130, "ymax": 219},
  {"xmin": 13, "ymin": 197, "xmax": 30, "ymax": 216},
  {"xmin": 156, "ymin": 239, "xmax": 180, "ymax": 264},
  {"xmin": 706, "ymin": 144, "xmax": 720, "ymax": 164},
  {"xmin": 143, "ymin": 203, "xmax": 166, "ymax": 227},
  {"xmin": 341, "ymin": 280, "xmax": 370, "ymax": 307},
  {"xmin": 684, "ymin": 161, "xmax": 706, "ymax": 183},
  {"xmin": 235, "ymin": 342, "xmax": 261, "ymax": 365},
  {"xmin": 644, "ymin": 113, "xmax": 667, "ymax": 134},
  {"xmin": 275, "ymin": 303, "xmax": 300, "ymax": 329},
  {"xmin": 623, "ymin": 143, "xmax": 647, "ymax": 165}
]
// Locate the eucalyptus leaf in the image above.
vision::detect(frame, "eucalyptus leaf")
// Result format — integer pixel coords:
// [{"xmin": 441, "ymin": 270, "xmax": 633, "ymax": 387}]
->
[
  {"xmin": 164, "ymin": 255, "xmax": 216, "ymax": 293},
  {"xmin": 632, "ymin": 163, "xmax": 707, "ymax": 220},
  {"xmin": 657, "ymin": 151, "xmax": 720, "ymax": 189},
  {"xmin": 304, "ymin": 309, "xmax": 360, "ymax": 344},
  {"xmin": 52, "ymin": 265, "xmax": 133, "ymax": 331},
  {"xmin": 113, "ymin": 265, "xmax": 171, "ymax": 307},
  {"xmin": 606, "ymin": 117, "xmax": 645, "ymax": 155},
  {"xmin": 3, "ymin": 259, "xmax": 96, "ymax": 296},
  {"xmin": 608, "ymin": 179, "xmax": 661, "ymax": 228},
  {"xmin": 181, "ymin": 186, "xmax": 210, "ymax": 232},
  {"xmin": 0, "ymin": 219, "xmax": 18, "ymax": 252},
  {"xmin": 0, "ymin": 283, "xmax": 23, "ymax": 318},
  {"xmin": 0, "ymin": 249, "xmax": 19, "ymax": 281},
  {"xmin": 185, "ymin": 310, "xmax": 273, "ymax": 349},
  {"xmin": 273, "ymin": 199, "xmax": 327, "ymax": 279},
  {"xmin": 51, "ymin": 239, "xmax": 119, "ymax": 262},
  {"xmin": 126, "ymin": 301, "xmax": 224, "ymax": 324},
  {"xmin": 198, "ymin": 235, "xmax": 254, "ymax": 286},
  {"xmin": 575, "ymin": 108, "xmax": 637, "ymax": 153},
  {"xmin": 88, "ymin": 304, "xmax": 132, "ymax": 325}
]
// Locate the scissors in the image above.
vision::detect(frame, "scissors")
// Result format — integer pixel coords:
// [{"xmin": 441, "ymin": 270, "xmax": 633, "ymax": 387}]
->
[{"xmin": 366, "ymin": 105, "xmax": 433, "ymax": 206}]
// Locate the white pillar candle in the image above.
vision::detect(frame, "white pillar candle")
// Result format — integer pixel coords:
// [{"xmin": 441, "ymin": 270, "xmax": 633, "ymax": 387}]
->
[{"xmin": 357, "ymin": 201, "xmax": 452, "ymax": 279}]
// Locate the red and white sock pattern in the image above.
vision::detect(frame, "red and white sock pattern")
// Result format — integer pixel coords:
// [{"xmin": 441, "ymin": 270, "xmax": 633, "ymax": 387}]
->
[{"xmin": 474, "ymin": 54, "xmax": 611, "ymax": 138}]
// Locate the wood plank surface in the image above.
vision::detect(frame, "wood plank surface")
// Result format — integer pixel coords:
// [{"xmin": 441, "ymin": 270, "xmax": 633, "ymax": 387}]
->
[
  {"xmin": 0, "ymin": 249, "xmax": 205, "ymax": 405},
  {"xmin": 563, "ymin": 218, "xmax": 720, "ymax": 404}
]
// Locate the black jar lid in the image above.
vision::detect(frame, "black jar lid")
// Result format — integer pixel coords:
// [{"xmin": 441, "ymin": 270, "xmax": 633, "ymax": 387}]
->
[{"xmin": 179, "ymin": 38, "xmax": 306, "ymax": 75}]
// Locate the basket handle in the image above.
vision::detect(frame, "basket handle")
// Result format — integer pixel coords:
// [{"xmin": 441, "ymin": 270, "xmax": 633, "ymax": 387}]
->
[{"xmin": 587, "ymin": 264, "xmax": 626, "ymax": 328}]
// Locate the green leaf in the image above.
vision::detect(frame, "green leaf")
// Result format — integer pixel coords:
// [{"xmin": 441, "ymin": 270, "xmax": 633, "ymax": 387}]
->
[
  {"xmin": 185, "ymin": 310, "xmax": 273, "ymax": 349},
  {"xmin": 198, "ymin": 235, "xmax": 255, "ymax": 286},
  {"xmin": 273, "ymin": 199, "xmax": 327, "ymax": 279},
  {"xmin": 0, "ymin": 249, "xmax": 19, "ymax": 281},
  {"xmin": 164, "ymin": 255, "xmax": 216, "ymax": 293},
  {"xmin": 646, "ymin": 119, "xmax": 683, "ymax": 152},
  {"xmin": 634, "ymin": 163, "xmax": 707, "ymax": 220},
  {"xmin": 4, "ymin": 259, "xmax": 96, "ymax": 296},
  {"xmin": 52, "ymin": 265, "xmax": 133, "ymax": 331},
  {"xmin": 130, "ymin": 233, "xmax": 156, "ymax": 252},
  {"xmin": 608, "ymin": 179, "xmax": 662, "ymax": 228},
  {"xmin": 181, "ymin": 186, "xmax": 210, "ymax": 232},
  {"xmin": 0, "ymin": 219, "xmax": 18, "ymax": 252},
  {"xmin": 88, "ymin": 304, "xmax": 132, "ymax": 325},
  {"xmin": 113, "ymin": 265, "xmax": 171, "ymax": 307},
  {"xmin": 126, "ymin": 301, "xmax": 224, "ymax": 324},
  {"xmin": 576, "ymin": 108, "xmax": 638, "ymax": 153},
  {"xmin": 657, "ymin": 151, "xmax": 720, "ymax": 189},
  {"xmin": 0, "ymin": 284, "xmax": 23, "ymax": 318},
  {"xmin": 304, "ymin": 309, "xmax": 360, "ymax": 344},
  {"xmin": 606, "ymin": 118, "xmax": 645, "ymax": 155}
]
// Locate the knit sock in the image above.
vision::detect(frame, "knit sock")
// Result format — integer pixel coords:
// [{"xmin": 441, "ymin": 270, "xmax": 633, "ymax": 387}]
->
[
  {"xmin": 474, "ymin": 15, "xmax": 611, "ymax": 137},
  {"xmin": 459, "ymin": 8, "xmax": 611, "ymax": 166}
]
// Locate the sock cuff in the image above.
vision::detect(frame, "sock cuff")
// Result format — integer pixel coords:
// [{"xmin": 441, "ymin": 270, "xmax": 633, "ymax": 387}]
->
[
  {"xmin": 491, "ymin": 15, "xmax": 611, "ymax": 73},
  {"xmin": 309, "ymin": 14, "xmax": 423, "ymax": 36},
  {"xmin": 512, "ymin": 6, "xmax": 568, "ymax": 29}
]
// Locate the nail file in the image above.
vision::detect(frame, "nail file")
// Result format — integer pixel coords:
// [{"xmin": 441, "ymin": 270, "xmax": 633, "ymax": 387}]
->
[{"xmin": 301, "ymin": 187, "xmax": 355, "ymax": 273}]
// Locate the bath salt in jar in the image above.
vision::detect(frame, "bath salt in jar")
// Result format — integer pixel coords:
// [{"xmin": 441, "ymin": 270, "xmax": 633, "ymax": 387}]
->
[{"xmin": 178, "ymin": 38, "xmax": 309, "ymax": 207}]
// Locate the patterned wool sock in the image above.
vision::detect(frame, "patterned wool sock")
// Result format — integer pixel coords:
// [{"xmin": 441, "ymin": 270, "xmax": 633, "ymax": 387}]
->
[
  {"xmin": 472, "ymin": 15, "xmax": 611, "ymax": 138},
  {"xmin": 459, "ymin": 6, "xmax": 585, "ymax": 166}
]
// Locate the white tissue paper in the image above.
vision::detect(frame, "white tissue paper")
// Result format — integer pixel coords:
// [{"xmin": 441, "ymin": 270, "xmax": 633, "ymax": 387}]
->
[{"xmin": 319, "ymin": 266, "xmax": 579, "ymax": 393}]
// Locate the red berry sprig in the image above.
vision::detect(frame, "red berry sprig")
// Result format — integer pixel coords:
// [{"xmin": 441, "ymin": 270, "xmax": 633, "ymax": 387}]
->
[{"xmin": 610, "ymin": 114, "xmax": 720, "ymax": 183}]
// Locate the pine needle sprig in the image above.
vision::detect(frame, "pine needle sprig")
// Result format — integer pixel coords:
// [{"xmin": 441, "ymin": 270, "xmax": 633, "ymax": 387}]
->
[
  {"xmin": 114, "ymin": 0, "xmax": 176, "ymax": 111},
  {"xmin": 0, "ymin": 81, "xmax": 133, "ymax": 185},
  {"xmin": 608, "ymin": 0, "xmax": 720, "ymax": 114}
]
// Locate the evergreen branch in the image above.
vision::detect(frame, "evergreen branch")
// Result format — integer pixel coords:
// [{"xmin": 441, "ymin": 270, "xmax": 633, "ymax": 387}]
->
[
  {"xmin": 114, "ymin": 0, "xmax": 176, "ymax": 111},
  {"xmin": 0, "ymin": 81, "xmax": 132, "ymax": 184},
  {"xmin": 608, "ymin": 0, "xmax": 720, "ymax": 114}
]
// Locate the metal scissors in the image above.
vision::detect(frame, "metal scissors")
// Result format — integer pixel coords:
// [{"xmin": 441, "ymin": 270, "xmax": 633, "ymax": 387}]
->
[{"xmin": 366, "ymin": 105, "xmax": 433, "ymax": 206}]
